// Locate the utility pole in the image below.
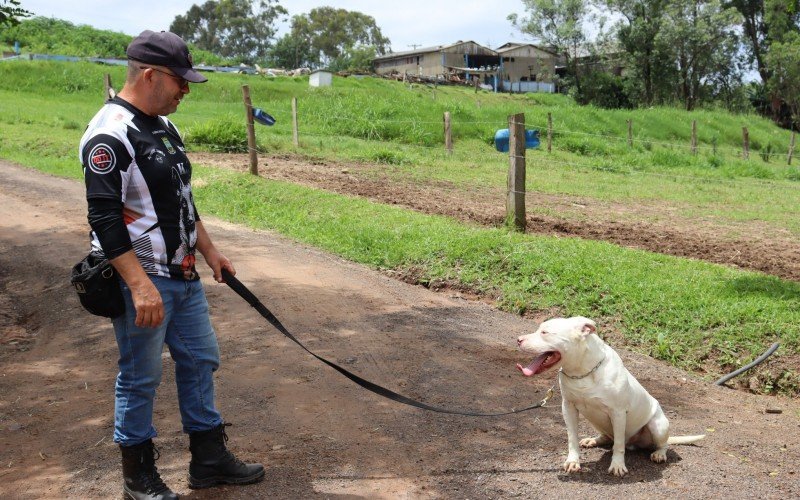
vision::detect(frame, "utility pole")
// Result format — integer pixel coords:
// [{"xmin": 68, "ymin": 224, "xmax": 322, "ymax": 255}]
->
[{"xmin": 408, "ymin": 44, "xmax": 421, "ymax": 50}]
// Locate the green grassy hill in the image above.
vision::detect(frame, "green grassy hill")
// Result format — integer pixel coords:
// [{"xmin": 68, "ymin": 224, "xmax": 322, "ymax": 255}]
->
[{"xmin": 1, "ymin": 60, "xmax": 798, "ymax": 395}]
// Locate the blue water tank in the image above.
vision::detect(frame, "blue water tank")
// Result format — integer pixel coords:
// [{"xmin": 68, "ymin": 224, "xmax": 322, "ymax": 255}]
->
[{"xmin": 494, "ymin": 128, "xmax": 540, "ymax": 152}]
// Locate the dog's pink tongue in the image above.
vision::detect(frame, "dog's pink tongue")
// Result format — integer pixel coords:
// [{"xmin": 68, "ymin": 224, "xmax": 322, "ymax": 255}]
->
[{"xmin": 516, "ymin": 353, "xmax": 548, "ymax": 377}]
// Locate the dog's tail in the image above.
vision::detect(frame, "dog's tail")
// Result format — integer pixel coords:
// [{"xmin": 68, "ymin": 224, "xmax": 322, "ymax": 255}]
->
[{"xmin": 667, "ymin": 434, "xmax": 706, "ymax": 445}]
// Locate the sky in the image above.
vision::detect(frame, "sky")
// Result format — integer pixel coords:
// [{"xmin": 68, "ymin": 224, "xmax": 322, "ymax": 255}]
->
[{"xmin": 19, "ymin": 0, "xmax": 536, "ymax": 53}]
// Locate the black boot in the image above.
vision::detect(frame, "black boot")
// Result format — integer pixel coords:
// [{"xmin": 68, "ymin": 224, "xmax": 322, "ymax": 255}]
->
[
  {"xmin": 120, "ymin": 439, "xmax": 178, "ymax": 500},
  {"xmin": 188, "ymin": 423, "xmax": 265, "ymax": 489}
]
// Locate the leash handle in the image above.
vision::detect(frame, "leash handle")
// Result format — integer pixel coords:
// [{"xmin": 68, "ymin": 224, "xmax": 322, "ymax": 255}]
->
[{"xmin": 221, "ymin": 269, "xmax": 553, "ymax": 417}]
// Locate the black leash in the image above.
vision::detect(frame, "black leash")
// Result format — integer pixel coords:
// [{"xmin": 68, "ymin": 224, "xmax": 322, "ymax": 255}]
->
[{"xmin": 221, "ymin": 269, "xmax": 554, "ymax": 416}]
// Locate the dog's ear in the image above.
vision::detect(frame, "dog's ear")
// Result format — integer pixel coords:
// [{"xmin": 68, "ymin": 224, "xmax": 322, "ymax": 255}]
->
[{"xmin": 579, "ymin": 318, "xmax": 596, "ymax": 336}]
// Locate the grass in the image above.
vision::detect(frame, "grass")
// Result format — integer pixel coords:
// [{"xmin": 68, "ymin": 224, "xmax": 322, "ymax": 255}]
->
[
  {"xmin": 191, "ymin": 166, "xmax": 800, "ymax": 394},
  {"xmin": 1, "ymin": 60, "xmax": 799, "ymax": 395}
]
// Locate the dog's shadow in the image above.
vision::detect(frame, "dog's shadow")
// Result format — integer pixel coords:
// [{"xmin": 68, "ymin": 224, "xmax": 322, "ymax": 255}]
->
[{"xmin": 557, "ymin": 446, "xmax": 684, "ymax": 484}]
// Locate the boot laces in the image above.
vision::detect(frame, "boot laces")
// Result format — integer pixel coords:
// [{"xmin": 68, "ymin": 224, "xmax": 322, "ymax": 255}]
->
[
  {"xmin": 138, "ymin": 443, "xmax": 170, "ymax": 495},
  {"xmin": 220, "ymin": 423, "xmax": 247, "ymax": 468}
]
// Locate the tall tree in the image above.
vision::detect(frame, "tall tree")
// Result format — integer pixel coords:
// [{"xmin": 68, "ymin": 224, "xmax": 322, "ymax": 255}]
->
[
  {"xmin": 287, "ymin": 7, "xmax": 390, "ymax": 67},
  {"xmin": 725, "ymin": 0, "xmax": 799, "ymax": 83},
  {"xmin": 662, "ymin": 0, "xmax": 742, "ymax": 110},
  {"xmin": 170, "ymin": 0, "xmax": 287, "ymax": 63},
  {"xmin": 766, "ymin": 31, "xmax": 800, "ymax": 127},
  {"xmin": 270, "ymin": 31, "xmax": 314, "ymax": 69},
  {"xmin": 726, "ymin": 0, "xmax": 799, "ymax": 123},
  {"xmin": 0, "ymin": 0, "xmax": 31, "ymax": 27},
  {"xmin": 604, "ymin": 0, "xmax": 671, "ymax": 106},
  {"xmin": 508, "ymin": 0, "xmax": 591, "ymax": 94}
]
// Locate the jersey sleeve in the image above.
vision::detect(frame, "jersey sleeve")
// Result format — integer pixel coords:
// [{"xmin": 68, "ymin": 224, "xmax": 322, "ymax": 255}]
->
[
  {"xmin": 82, "ymin": 133, "xmax": 135, "ymax": 258},
  {"xmin": 81, "ymin": 133, "xmax": 133, "ymax": 201}
]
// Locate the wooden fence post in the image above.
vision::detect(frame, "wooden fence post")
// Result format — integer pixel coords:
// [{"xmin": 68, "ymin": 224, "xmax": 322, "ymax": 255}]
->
[
  {"xmin": 547, "ymin": 112, "xmax": 553, "ymax": 153},
  {"xmin": 444, "ymin": 112, "xmax": 453, "ymax": 154},
  {"xmin": 627, "ymin": 119, "xmax": 633, "ymax": 148},
  {"xmin": 691, "ymin": 120, "xmax": 697, "ymax": 155},
  {"xmin": 241, "ymin": 85, "xmax": 258, "ymax": 175},
  {"xmin": 788, "ymin": 131, "xmax": 796, "ymax": 165},
  {"xmin": 506, "ymin": 113, "xmax": 526, "ymax": 232},
  {"xmin": 104, "ymin": 73, "xmax": 115, "ymax": 99},
  {"xmin": 742, "ymin": 127, "xmax": 750, "ymax": 160},
  {"xmin": 291, "ymin": 97, "xmax": 299, "ymax": 147}
]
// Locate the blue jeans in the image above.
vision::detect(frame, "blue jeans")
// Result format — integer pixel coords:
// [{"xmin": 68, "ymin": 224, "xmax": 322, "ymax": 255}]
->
[{"xmin": 112, "ymin": 276, "xmax": 222, "ymax": 446}]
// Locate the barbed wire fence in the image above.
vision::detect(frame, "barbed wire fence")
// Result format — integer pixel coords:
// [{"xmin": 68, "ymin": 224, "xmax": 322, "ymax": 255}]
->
[{"xmin": 102, "ymin": 76, "xmax": 799, "ymax": 232}]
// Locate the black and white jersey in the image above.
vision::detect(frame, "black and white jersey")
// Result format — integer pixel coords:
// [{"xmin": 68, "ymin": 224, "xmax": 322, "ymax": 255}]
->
[{"xmin": 80, "ymin": 96, "xmax": 200, "ymax": 280}]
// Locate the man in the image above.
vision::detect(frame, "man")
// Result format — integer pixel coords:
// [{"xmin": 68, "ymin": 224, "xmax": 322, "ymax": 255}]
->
[{"xmin": 79, "ymin": 30, "xmax": 264, "ymax": 499}]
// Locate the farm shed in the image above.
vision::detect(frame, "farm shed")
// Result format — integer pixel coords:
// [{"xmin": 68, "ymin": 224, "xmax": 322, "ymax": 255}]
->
[
  {"xmin": 373, "ymin": 41, "xmax": 556, "ymax": 93},
  {"xmin": 373, "ymin": 40, "xmax": 499, "ymax": 82},
  {"xmin": 495, "ymin": 42, "xmax": 558, "ymax": 93}
]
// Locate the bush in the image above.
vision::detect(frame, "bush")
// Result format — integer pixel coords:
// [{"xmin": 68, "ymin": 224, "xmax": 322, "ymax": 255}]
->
[
  {"xmin": 185, "ymin": 119, "xmax": 248, "ymax": 153},
  {"xmin": 573, "ymin": 72, "xmax": 631, "ymax": 109}
]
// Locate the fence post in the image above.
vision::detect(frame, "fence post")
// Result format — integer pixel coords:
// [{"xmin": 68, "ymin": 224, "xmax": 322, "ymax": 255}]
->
[
  {"xmin": 788, "ymin": 131, "xmax": 796, "ymax": 165},
  {"xmin": 691, "ymin": 120, "xmax": 697, "ymax": 155},
  {"xmin": 506, "ymin": 113, "xmax": 526, "ymax": 232},
  {"xmin": 104, "ymin": 74, "xmax": 115, "ymax": 99},
  {"xmin": 291, "ymin": 97, "xmax": 299, "ymax": 147},
  {"xmin": 547, "ymin": 112, "xmax": 553, "ymax": 153},
  {"xmin": 443, "ymin": 111, "xmax": 453, "ymax": 154},
  {"xmin": 627, "ymin": 119, "xmax": 633, "ymax": 148},
  {"xmin": 742, "ymin": 127, "xmax": 750, "ymax": 160},
  {"xmin": 241, "ymin": 85, "xmax": 258, "ymax": 175}
]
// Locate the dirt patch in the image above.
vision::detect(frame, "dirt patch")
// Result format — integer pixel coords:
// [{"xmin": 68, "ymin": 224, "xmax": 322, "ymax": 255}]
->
[
  {"xmin": 1, "ymin": 161, "xmax": 799, "ymax": 498},
  {"xmin": 189, "ymin": 152, "xmax": 800, "ymax": 282}
]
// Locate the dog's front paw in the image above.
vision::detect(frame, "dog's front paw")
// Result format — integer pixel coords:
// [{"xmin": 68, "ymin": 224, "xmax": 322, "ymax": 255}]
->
[
  {"xmin": 650, "ymin": 449, "xmax": 668, "ymax": 463},
  {"xmin": 580, "ymin": 437, "xmax": 598, "ymax": 448},
  {"xmin": 563, "ymin": 460, "xmax": 581, "ymax": 473},
  {"xmin": 608, "ymin": 459, "xmax": 628, "ymax": 477}
]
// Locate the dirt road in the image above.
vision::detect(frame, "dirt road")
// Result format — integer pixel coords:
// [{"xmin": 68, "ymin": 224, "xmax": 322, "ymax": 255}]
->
[{"xmin": 1, "ymin": 161, "xmax": 798, "ymax": 499}]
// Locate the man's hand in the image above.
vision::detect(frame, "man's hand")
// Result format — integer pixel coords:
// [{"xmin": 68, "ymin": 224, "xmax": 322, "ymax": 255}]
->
[
  {"xmin": 129, "ymin": 279, "xmax": 165, "ymax": 328},
  {"xmin": 110, "ymin": 250, "xmax": 164, "ymax": 328},
  {"xmin": 202, "ymin": 247, "xmax": 235, "ymax": 283},
  {"xmin": 195, "ymin": 220, "xmax": 234, "ymax": 282}
]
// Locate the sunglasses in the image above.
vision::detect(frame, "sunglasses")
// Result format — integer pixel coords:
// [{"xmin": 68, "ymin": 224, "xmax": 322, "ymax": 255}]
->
[{"xmin": 140, "ymin": 66, "xmax": 188, "ymax": 88}]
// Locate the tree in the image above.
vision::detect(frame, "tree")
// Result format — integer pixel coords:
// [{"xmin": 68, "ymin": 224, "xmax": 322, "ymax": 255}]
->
[
  {"xmin": 661, "ymin": 0, "xmax": 742, "ymax": 110},
  {"xmin": 726, "ymin": 0, "xmax": 799, "ymax": 123},
  {"xmin": 170, "ymin": 0, "xmax": 287, "ymax": 63},
  {"xmin": 766, "ymin": 31, "xmax": 800, "ymax": 127},
  {"xmin": 603, "ymin": 0, "xmax": 674, "ymax": 106},
  {"xmin": 270, "ymin": 31, "xmax": 314, "ymax": 69},
  {"xmin": 0, "ymin": 0, "xmax": 31, "ymax": 27},
  {"xmin": 508, "ymin": 0, "xmax": 591, "ymax": 95},
  {"xmin": 329, "ymin": 45, "xmax": 378, "ymax": 73},
  {"xmin": 287, "ymin": 7, "xmax": 390, "ymax": 68}
]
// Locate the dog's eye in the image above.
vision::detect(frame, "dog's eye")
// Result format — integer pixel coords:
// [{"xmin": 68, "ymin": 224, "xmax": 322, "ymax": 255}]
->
[{"xmin": 540, "ymin": 331, "xmax": 548, "ymax": 335}]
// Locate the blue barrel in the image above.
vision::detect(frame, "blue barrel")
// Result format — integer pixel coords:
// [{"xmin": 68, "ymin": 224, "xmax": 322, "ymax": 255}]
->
[
  {"xmin": 252, "ymin": 107, "xmax": 276, "ymax": 126},
  {"xmin": 494, "ymin": 129, "xmax": 540, "ymax": 152}
]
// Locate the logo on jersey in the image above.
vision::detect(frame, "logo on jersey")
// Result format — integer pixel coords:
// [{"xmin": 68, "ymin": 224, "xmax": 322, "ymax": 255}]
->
[
  {"xmin": 147, "ymin": 148, "xmax": 166, "ymax": 164},
  {"xmin": 88, "ymin": 144, "xmax": 116, "ymax": 174},
  {"xmin": 161, "ymin": 137, "xmax": 176, "ymax": 154}
]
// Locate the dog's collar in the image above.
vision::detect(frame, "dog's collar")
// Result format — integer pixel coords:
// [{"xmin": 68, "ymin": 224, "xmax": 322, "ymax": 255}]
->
[{"xmin": 559, "ymin": 354, "xmax": 606, "ymax": 380}]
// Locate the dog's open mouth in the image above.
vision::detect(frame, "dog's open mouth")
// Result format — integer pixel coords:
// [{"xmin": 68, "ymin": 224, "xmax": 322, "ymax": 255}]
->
[{"xmin": 516, "ymin": 351, "xmax": 562, "ymax": 377}]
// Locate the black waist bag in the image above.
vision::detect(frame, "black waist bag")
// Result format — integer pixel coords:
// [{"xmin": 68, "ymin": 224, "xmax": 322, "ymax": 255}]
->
[{"xmin": 70, "ymin": 252, "xmax": 126, "ymax": 318}]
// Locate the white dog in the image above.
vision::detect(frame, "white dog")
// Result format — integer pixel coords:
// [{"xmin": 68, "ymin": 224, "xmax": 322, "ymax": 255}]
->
[{"xmin": 516, "ymin": 316, "xmax": 704, "ymax": 476}]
